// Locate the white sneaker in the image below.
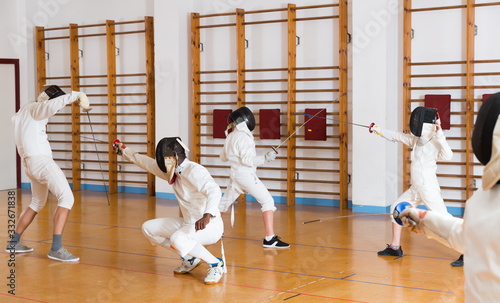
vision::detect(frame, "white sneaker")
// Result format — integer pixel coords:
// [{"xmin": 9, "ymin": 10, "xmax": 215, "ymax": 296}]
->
[
  {"xmin": 204, "ymin": 258, "xmax": 224, "ymax": 285},
  {"xmin": 174, "ymin": 257, "xmax": 201, "ymax": 274}
]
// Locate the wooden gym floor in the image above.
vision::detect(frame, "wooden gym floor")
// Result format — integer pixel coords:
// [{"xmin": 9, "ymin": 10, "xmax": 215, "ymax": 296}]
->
[{"xmin": 0, "ymin": 189, "xmax": 464, "ymax": 302}]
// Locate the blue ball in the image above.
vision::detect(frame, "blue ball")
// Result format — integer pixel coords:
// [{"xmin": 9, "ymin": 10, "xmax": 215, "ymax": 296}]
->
[{"xmin": 393, "ymin": 201, "xmax": 412, "ymax": 226}]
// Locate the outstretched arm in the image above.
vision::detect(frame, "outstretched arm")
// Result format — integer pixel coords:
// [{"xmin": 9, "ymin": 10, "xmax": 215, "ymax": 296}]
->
[
  {"xmin": 113, "ymin": 140, "xmax": 169, "ymax": 181},
  {"xmin": 30, "ymin": 91, "xmax": 89, "ymax": 120}
]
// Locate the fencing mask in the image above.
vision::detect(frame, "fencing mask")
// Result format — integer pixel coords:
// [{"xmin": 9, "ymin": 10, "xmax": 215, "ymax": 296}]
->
[
  {"xmin": 226, "ymin": 107, "xmax": 256, "ymax": 134},
  {"xmin": 472, "ymin": 93, "xmax": 500, "ymax": 190},
  {"xmin": 409, "ymin": 107, "xmax": 438, "ymax": 137},
  {"xmin": 156, "ymin": 137, "xmax": 190, "ymax": 184},
  {"xmin": 37, "ymin": 85, "xmax": 65, "ymax": 103}
]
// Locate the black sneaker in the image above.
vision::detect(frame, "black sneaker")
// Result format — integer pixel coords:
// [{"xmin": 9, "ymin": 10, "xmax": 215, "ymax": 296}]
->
[
  {"xmin": 451, "ymin": 254, "xmax": 463, "ymax": 267},
  {"xmin": 263, "ymin": 236, "xmax": 290, "ymax": 248},
  {"xmin": 377, "ymin": 244, "xmax": 403, "ymax": 256}
]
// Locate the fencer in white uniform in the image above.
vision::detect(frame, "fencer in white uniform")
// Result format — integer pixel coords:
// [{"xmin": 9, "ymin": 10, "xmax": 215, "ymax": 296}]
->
[
  {"xmin": 219, "ymin": 107, "xmax": 289, "ymax": 248},
  {"xmin": 371, "ymin": 107, "xmax": 453, "ymax": 257},
  {"xmin": 6, "ymin": 85, "xmax": 89, "ymax": 262},
  {"xmin": 113, "ymin": 137, "xmax": 225, "ymax": 285},
  {"xmin": 399, "ymin": 93, "xmax": 500, "ymax": 302}
]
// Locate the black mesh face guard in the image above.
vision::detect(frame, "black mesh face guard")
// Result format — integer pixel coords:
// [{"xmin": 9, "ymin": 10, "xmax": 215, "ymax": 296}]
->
[
  {"xmin": 43, "ymin": 85, "xmax": 65, "ymax": 100},
  {"xmin": 156, "ymin": 137, "xmax": 179, "ymax": 173},
  {"xmin": 473, "ymin": 93, "xmax": 500, "ymax": 165},
  {"xmin": 409, "ymin": 107, "xmax": 438, "ymax": 136},
  {"xmin": 228, "ymin": 106, "xmax": 256, "ymax": 131}
]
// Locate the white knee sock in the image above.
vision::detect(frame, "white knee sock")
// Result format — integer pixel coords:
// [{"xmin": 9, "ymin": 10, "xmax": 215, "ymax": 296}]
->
[{"xmin": 187, "ymin": 242, "xmax": 218, "ymax": 264}]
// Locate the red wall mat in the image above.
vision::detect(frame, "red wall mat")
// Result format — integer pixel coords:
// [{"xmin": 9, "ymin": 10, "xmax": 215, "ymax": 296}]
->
[
  {"xmin": 483, "ymin": 94, "xmax": 493, "ymax": 103},
  {"xmin": 213, "ymin": 109, "xmax": 233, "ymax": 138},
  {"xmin": 424, "ymin": 94, "xmax": 451, "ymax": 130},
  {"xmin": 259, "ymin": 109, "xmax": 281, "ymax": 139},
  {"xmin": 304, "ymin": 108, "xmax": 327, "ymax": 141}
]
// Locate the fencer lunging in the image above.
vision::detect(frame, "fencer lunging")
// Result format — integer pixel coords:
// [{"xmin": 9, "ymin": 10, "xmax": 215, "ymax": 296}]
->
[
  {"xmin": 7, "ymin": 85, "xmax": 90, "ymax": 262},
  {"xmin": 398, "ymin": 93, "xmax": 500, "ymax": 302},
  {"xmin": 219, "ymin": 107, "xmax": 289, "ymax": 248},
  {"xmin": 113, "ymin": 137, "xmax": 225, "ymax": 285},
  {"xmin": 371, "ymin": 107, "xmax": 453, "ymax": 257}
]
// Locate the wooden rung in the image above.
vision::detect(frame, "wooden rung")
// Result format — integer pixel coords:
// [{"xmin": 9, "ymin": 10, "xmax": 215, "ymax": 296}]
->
[
  {"xmin": 293, "ymin": 190, "xmax": 340, "ymax": 196},
  {"xmin": 42, "ymin": 36, "xmax": 70, "ymax": 41},
  {"xmin": 293, "ymin": 157, "xmax": 340, "ymax": 161},
  {"xmin": 79, "ymin": 169, "xmax": 109, "ymax": 173},
  {"xmin": 410, "ymin": 5, "xmax": 466, "ymax": 12},
  {"xmin": 444, "ymin": 199, "xmax": 466, "ymax": 203},
  {"xmin": 78, "ymin": 178, "xmax": 109, "ymax": 182},
  {"xmin": 244, "ymin": 79, "xmax": 287, "ymax": 83},
  {"xmin": 434, "ymin": 161, "xmax": 466, "ymax": 165},
  {"xmin": 79, "ymin": 84, "xmax": 107, "ymax": 88},
  {"xmin": 244, "ymin": 90, "xmax": 287, "ymax": 94},
  {"xmin": 38, "ymin": 26, "xmax": 68, "ymax": 32},
  {"xmin": 410, "ymin": 60, "xmax": 466, "ymax": 66},
  {"xmin": 294, "ymin": 16, "xmax": 339, "ymax": 22},
  {"xmin": 115, "ymin": 132, "xmax": 147, "ymax": 135},
  {"xmin": 113, "ymin": 171, "xmax": 147, "ymax": 174},
  {"xmin": 114, "ymin": 122, "xmax": 146, "ymax": 126},
  {"xmin": 77, "ymin": 33, "xmax": 106, "ymax": 38},
  {"xmin": 79, "ymin": 141, "xmax": 108, "ymax": 144},
  {"xmin": 295, "ymin": 89, "xmax": 339, "ymax": 93},
  {"xmin": 198, "ymin": 23, "xmax": 237, "ymax": 29},
  {"xmin": 293, "ymin": 168, "xmax": 340, "ymax": 173},
  {"xmin": 295, "ymin": 135, "xmax": 340, "ymax": 139},
  {"xmin": 295, "ymin": 146, "xmax": 340, "ymax": 150},
  {"xmin": 79, "ymin": 131, "xmax": 111, "ymax": 135},
  {"xmin": 195, "ymin": 12, "xmax": 236, "ymax": 18},
  {"xmin": 198, "ymin": 91, "xmax": 237, "ymax": 95},
  {"xmin": 473, "ymin": 85, "xmax": 500, "ymax": 89},
  {"xmin": 294, "ymin": 101, "xmax": 339, "ymax": 104},
  {"xmin": 114, "ymin": 73, "xmax": 147, "ymax": 77},
  {"xmin": 244, "ymin": 101, "xmax": 288, "ymax": 105},
  {"xmin": 46, "ymin": 131, "xmax": 71, "ymax": 134},
  {"xmin": 77, "ymin": 75, "xmax": 107, "ymax": 78},
  {"xmin": 268, "ymin": 189, "xmax": 287, "ymax": 193},
  {"xmin": 115, "ymin": 93, "xmax": 147, "ymax": 96},
  {"xmin": 115, "ymin": 103, "xmax": 147, "ymax": 106},
  {"xmin": 411, "ymin": 73, "xmax": 466, "ymax": 78},
  {"xmin": 475, "ymin": 2, "xmax": 500, "ymax": 7},
  {"xmin": 243, "ymin": 7, "xmax": 287, "ymax": 14},
  {"xmin": 296, "ymin": 77, "xmax": 339, "ymax": 81},
  {"xmin": 444, "ymin": 137, "xmax": 466, "ymax": 140},
  {"xmin": 114, "ymin": 113, "xmax": 147, "ymax": 116},
  {"xmin": 53, "ymin": 158, "xmax": 72, "ymax": 162},
  {"xmin": 198, "ymin": 144, "xmax": 223, "ymax": 147},
  {"xmin": 116, "ymin": 83, "xmax": 147, "ymax": 87},
  {"xmin": 294, "ymin": 179, "xmax": 340, "ymax": 184},
  {"xmin": 295, "ymin": 66, "xmax": 339, "ymax": 70},
  {"xmin": 473, "ymin": 59, "xmax": 500, "ymax": 64},
  {"xmin": 473, "ymin": 72, "xmax": 500, "ymax": 76},
  {"xmin": 86, "ymin": 94, "xmax": 108, "ymax": 97},
  {"xmin": 296, "ymin": 3, "xmax": 339, "ymax": 10},
  {"xmin": 437, "ymin": 174, "xmax": 466, "ymax": 178},
  {"xmin": 243, "ymin": 19, "xmax": 287, "ymax": 26},
  {"xmin": 243, "ymin": 68, "xmax": 287, "ymax": 72},
  {"xmin": 410, "ymin": 86, "xmax": 466, "ymax": 90},
  {"xmin": 200, "ymin": 80, "xmax": 237, "ymax": 84},
  {"xmin": 45, "ymin": 76, "xmax": 71, "ymax": 80},
  {"xmin": 75, "ymin": 23, "xmax": 106, "ymax": 29},
  {"xmin": 198, "ymin": 70, "xmax": 237, "ymax": 74},
  {"xmin": 48, "ymin": 122, "xmax": 70, "ymax": 125},
  {"xmin": 440, "ymin": 186, "xmax": 469, "ymax": 191},
  {"xmin": 111, "ymin": 20, "xmax": 146, "ymax": 25},
  {"xmin": 410, "ymin": 99, "xmax": 466, "ymax": 102},
  {"xmin": 114, "ymin": 30, "xmax": 147, "ymax": 35},
  {"xmin": 115, "ymin": 180, "xmax": 148, "ymax": 184},
  {"xmin": 198, "ymin": 102, "xmax": 237, "ymax": 106},
  {"xmin": 78, "ymin": 150, "xmax": 109, "ymax": 154}
]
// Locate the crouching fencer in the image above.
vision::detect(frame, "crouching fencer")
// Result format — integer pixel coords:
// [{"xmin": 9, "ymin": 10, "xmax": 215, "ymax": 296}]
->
[
  {"xmin": 7, "ymin": 85, "xmax": 90, "ymax": 262},
  {"xmin": 370, "ymin": 107, "xmax": 457, "ymax": 261},
  {"xmin": 398, "ymin": 93, "xmax": 500, "ymax": 302},
  {"xmin": 112, "ymin": 137, "xmax": 225, "ymax": 285},
  {"xmin": 219, "ymin": 107, "xmax": 289, "ymax": 248}
]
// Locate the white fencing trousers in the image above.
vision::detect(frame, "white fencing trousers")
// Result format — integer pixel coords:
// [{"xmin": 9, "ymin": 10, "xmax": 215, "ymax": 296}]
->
[
  {"xmin": 24, "ymin": 155, "xmax": 74, "ymax": 212},
  {"xmin": 142, "ymin": 215, "xmax": 224, "ymax": 258},
  {"xmin": 220, "ymin": 172, "xmax": 277, "ymax": 213},
  {"xmin": 390, "ymin": 185, "xmax": 450, "ymax": 222}
]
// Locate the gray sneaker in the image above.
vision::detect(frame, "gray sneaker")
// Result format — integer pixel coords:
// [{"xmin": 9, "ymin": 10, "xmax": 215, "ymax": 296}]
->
[
  {"xmin": 47, "ymin": 246, "xmax": 79, "ymax": 262},
  {"xmin": 5, "ymin": 242, "xmax": 33, "ymax": 253},
  {"xmin": 174, "ymin": 257, "xmax": 201, "ymax": 274}
]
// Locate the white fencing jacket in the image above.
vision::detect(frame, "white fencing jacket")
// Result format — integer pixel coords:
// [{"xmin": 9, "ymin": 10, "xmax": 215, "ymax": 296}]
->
[
  {"xmin": 123, "ymin": 149, "xmax": 221, "ymax": 224},
  {"xmin": 391, "ymin": 129, "xmax": 453, "ymax": 189},
  {"xmin": 12, "ymin": 92, "xmax": 80, "ymax": 159}
]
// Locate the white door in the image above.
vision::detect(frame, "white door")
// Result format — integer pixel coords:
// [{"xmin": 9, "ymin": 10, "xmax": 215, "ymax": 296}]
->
[{"xmin": 0, "ymin": 64, "xmax": 17, "ymax": 190}]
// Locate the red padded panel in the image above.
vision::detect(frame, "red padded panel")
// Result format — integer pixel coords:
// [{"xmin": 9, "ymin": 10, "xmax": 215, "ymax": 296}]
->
[
  {"xmin": 213, "ymin": 109, "xmax": 232, "ymax": 139},
  {"xmin": 259, "ymin": 109, "xmax": 281, "ymax": 139},
  {"xmin": 424, "ymin": 94, "xmax": 451, "ymax": 130},
  {"xmin": 483, "ymin": 94, "xmax": 493, "ymax": 103},
  {"xmin": 304, "ymin": 108, "xmax": 327, "ymax": 141}
]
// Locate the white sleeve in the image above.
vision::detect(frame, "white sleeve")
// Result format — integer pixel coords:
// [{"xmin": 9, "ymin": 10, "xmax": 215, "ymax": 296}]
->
[
  {"xmin": 238, "ymin": 136, "xmax": 258, "ymax": 168},
  {"xmin": 122, "ymin": 147, "xmax": 168, "ymax": 181},
  {"xmin": 190, "ymin": 166, "xmax": 221, "ymax": 217},
  {"xmin": 29, "ymin": 91, "xmax": 80, "ymax": 121},
  {"xmin": 220, "ymin": 146, "xmax": 228, "ymax": 162},
  {"xmin": 434, "ymin": 130, "xmax": 453, "ymax": 161},
  {"xmin": 392, "ymin": 131, "xmax": 418, "ymax": 147},
  {"xmin": 422, "ymin": 211, "xmax": 464, "ymax": 254}
]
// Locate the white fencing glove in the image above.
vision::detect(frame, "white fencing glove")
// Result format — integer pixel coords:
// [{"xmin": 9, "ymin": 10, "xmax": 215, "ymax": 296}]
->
[
  {"xmin": 77, "ymin": 92, "xmax": 90, "ymax": 109},
  {"xmin": 112, "ymin": 139, "xmax": 126, "ymax": 156},
  {"xmin": 399, "ymin": 208, "xmax": 427, "ymax": 234},
  {"xmin": 265, "ymin": 150, "xmax": 277, "ymax": 162},
  {"xmin": 370, "ymin": 125, "xmax": 382, "ymax": 136}
]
